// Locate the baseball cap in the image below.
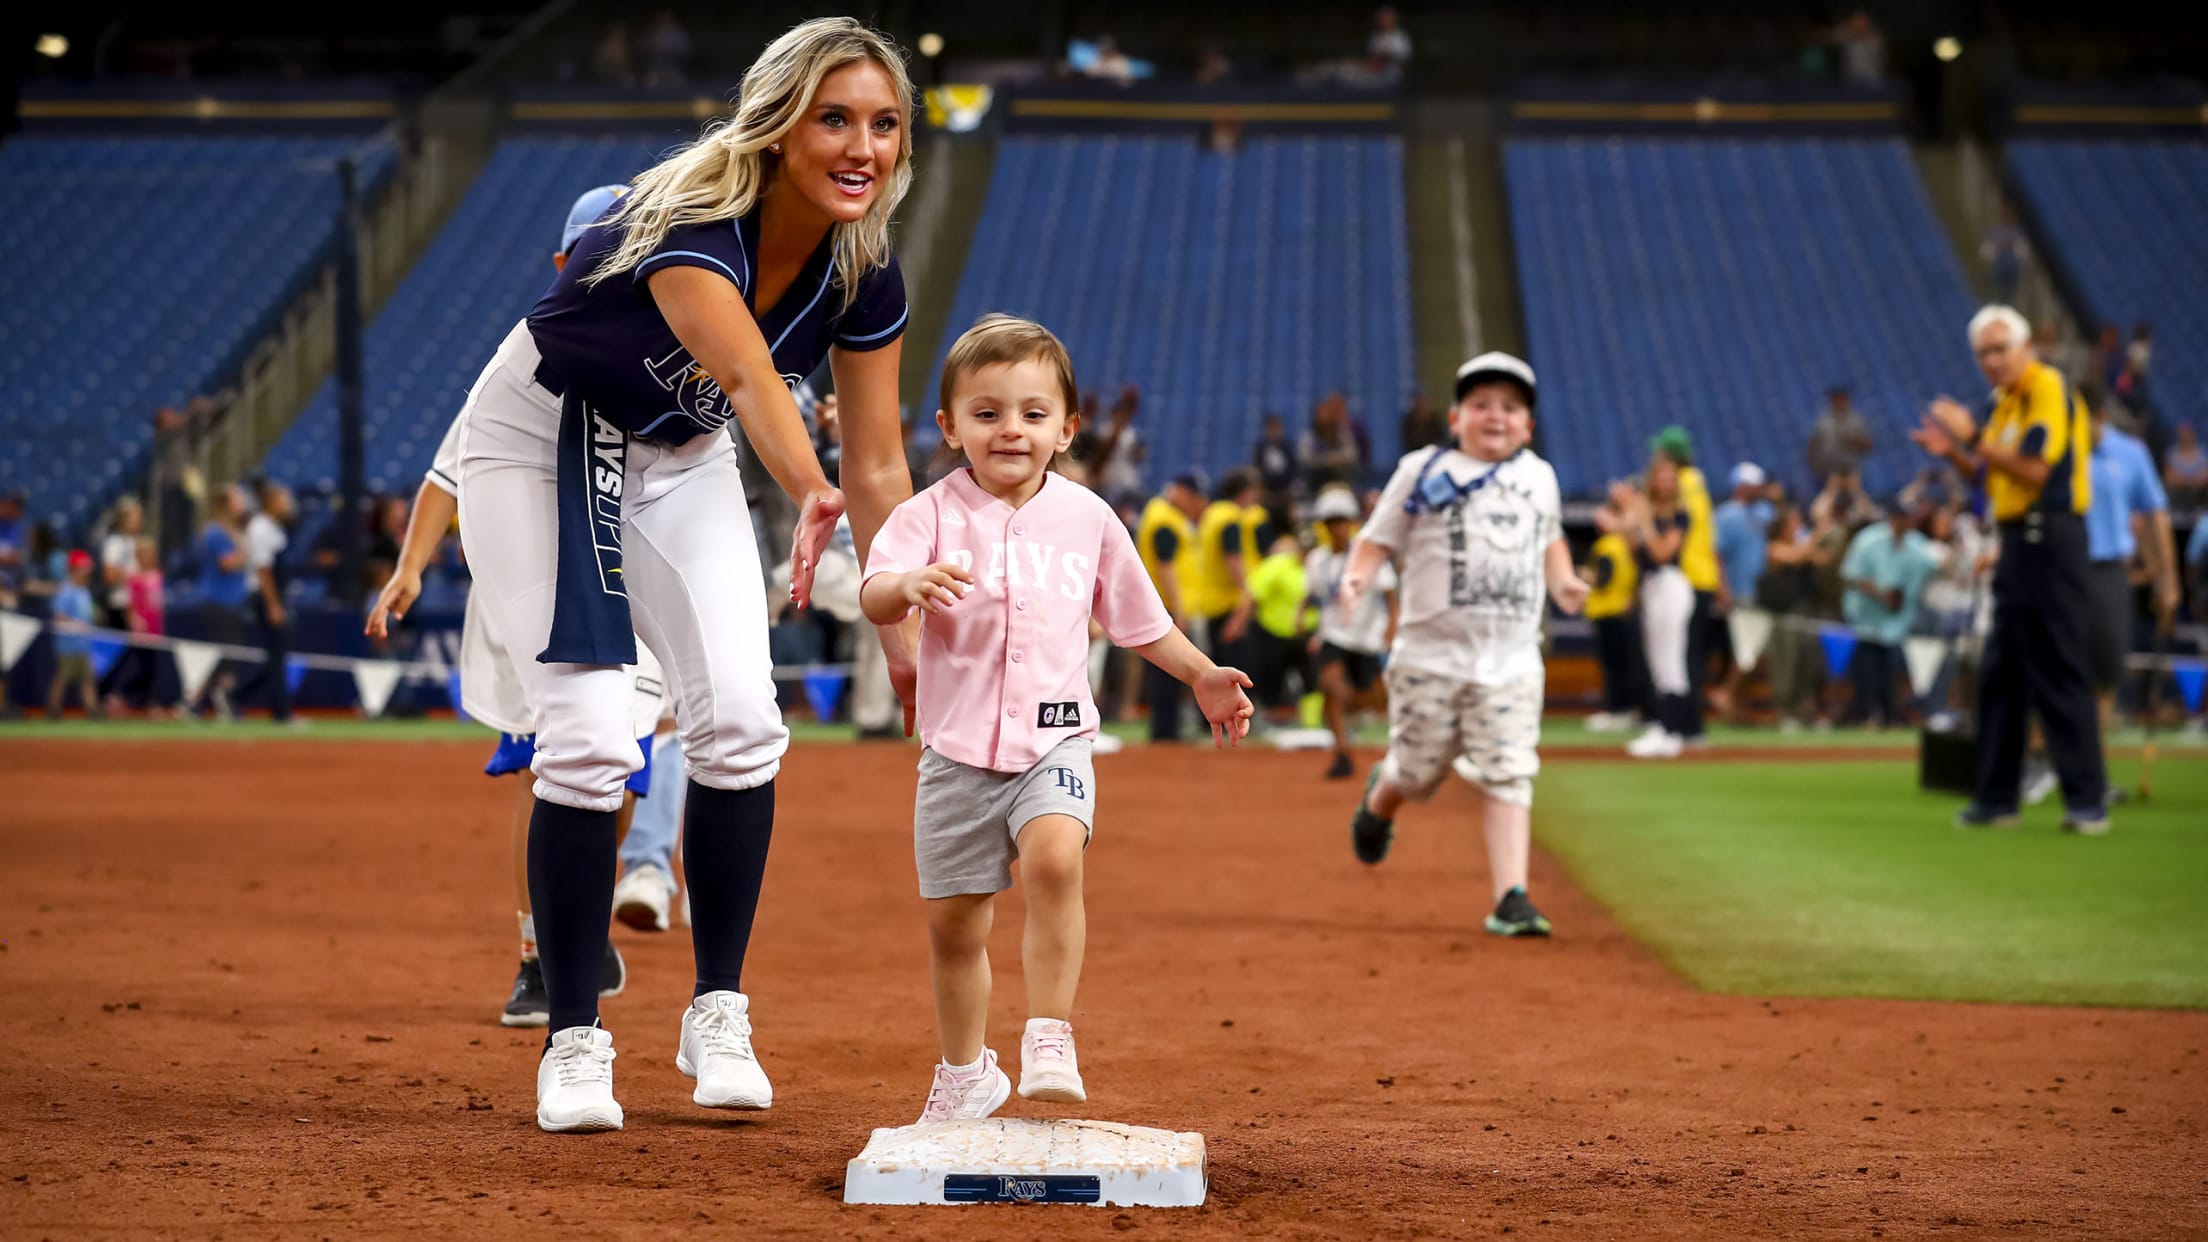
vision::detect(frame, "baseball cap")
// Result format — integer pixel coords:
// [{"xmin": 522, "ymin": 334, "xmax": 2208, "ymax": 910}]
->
[
  {"xmin": 1313, "ymin": 488, "xmax": 1360, "ymax": 522},
  {"xmin": 67, "ymin": 548, "xmax": 93, "ymax": 573},
  {"xmin": 1170, "ymin": 470, "xmax": 1208, "ymax": 494},
  {"xmin": 1651, "ymin": 424, "xmax": 1695, "ymax": 464},
  {"xmin": 560, "ymin": 185, "xmax": 629, "ymax": 257},
  {"xmin": 1454, "ymin": 352, "xmax": 1537, "ymax": 404},
  {"xmin": 1731, "ymin": 462, "xmax": 1767, "ymax": 489}
]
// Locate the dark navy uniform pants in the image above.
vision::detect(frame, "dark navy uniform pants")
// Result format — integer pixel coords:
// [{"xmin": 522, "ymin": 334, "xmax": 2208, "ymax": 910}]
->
[{"xmin": 1974, "ymin": 512, "xmax": 2106, "ymax": 813}]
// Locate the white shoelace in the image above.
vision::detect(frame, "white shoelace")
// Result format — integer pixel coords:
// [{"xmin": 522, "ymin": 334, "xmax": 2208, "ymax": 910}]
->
[
  {"xmin": 550, "ymin": 1038, "xmax": 615, "ymax": 1087},
  {"xmin": 693, "ymin": 1002, "xmax": 757, "ymax": 1063},
  {"xmin": 1029, "ymin": 1028, "xmax": 1071, "ymax": 1063}
]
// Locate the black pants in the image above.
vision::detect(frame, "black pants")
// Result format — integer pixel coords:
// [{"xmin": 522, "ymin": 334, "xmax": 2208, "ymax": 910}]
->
[
  {"xmin": 1683, "ymin": 589, "xmax": 1714, "ymax": 738},
  {"xmin": 1846, "ymin": 640, "xmax": 1899, "ymax": 726},
  {"xmin": 1592, "ymin": 614, "xmax": 1648, "ymax": 715},
  {"xmin": 1250, "ymin": 629, "xmax": 1312, "ymax": 709},
  {"xmin": 242, "ymin": 597, "xmax": 293, "ymax": 722},
  {"xmin": 1143, "ymin": 658, "xmax": 1186, "ymax": 741},
  {"xmin": 1975, "ymin": 513, "xmax": 2106, "ymax": 812}
]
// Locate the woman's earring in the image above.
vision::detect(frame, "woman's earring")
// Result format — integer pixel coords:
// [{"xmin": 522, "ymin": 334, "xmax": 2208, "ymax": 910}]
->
[{"xmin": 769, "ymin": 143, "xmax": 781, "ymax": 153}]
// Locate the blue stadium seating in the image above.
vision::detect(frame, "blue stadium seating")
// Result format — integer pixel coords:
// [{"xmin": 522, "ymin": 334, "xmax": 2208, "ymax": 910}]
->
[
  {"xmin": 930, "ymin": 134, "xmax": 1416, "ymax": 485},
  {"xmin": 1505, "ymin": 136, "xmax": 1981, "ymax": 496},
  {"xmin": 0, "ymin": 134, "xmax": 394, "ymax": 532},
  {"xmin": 263, "ymin": 134, "xmax": 679, "ymax": 495},
  {"xmin": 2007, "ymin": 138, "xmax": 2208, "ymax": 435}
]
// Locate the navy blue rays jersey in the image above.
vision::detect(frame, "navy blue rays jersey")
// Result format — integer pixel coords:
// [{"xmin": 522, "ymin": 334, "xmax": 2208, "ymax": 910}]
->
[{"xmin": 525, "ymin": 205, "xmax": 907, "ymax": 446}]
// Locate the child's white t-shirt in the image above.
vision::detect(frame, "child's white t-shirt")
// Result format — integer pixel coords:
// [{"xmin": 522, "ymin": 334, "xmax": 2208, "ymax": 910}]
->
[{"xmin": 1356, "ymin": 445, "xmax": 1562, "ymax": 687}]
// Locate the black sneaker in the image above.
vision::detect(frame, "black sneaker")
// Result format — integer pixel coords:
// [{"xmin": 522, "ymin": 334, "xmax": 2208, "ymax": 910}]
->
[
  {"xmin": 1325, "ymin": 751, "xmax": 1355, "ymax": 780},
  {"xmin": 1351, "ymin": 767, "xmax": 1394, "ymax": 865},
  {"xmin": 598, "ymin": 940, "xmax": 627, "ymax": 998},
  {"xmin": 1954, "ymin": 804, "xmax": 2021, "ymax": 829},
  {"xmin": 501, "ymin": 957, "xmax": 550, "ymax": 1028},
  {"xmin": 1484, "ymin": 886, "xmax": 1552, "ymax": 937}
]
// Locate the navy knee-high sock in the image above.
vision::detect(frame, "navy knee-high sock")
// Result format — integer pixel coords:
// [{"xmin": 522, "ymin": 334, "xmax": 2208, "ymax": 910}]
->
[
  {"xmin": 526, "ymin": 799, "xmax": 619, "ymax": 1035},
  {"xmin": 683, "ymin": 780, "xmax": 774, "ymax": 998}
]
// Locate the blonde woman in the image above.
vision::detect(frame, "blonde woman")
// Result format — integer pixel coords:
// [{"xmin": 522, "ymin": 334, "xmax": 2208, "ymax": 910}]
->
[{"xmin": 455, "ymin": 17, "xmax": 917, "ymax": 1132}]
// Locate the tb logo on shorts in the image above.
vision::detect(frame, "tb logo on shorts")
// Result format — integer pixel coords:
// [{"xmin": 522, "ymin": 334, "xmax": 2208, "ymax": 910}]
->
[
  {"xmin": 1047, "ymin": 766, "xmax": 1086, "ymax": 800},
  {"xmin": 1037, "ymin": 701, "xmax": 1082, "ymax": 728}
]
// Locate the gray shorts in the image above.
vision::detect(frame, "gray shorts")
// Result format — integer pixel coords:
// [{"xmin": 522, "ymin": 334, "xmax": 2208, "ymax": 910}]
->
[{"xmin": 913, "ymin": 738, "xmax": 1097, "ymax": 899}]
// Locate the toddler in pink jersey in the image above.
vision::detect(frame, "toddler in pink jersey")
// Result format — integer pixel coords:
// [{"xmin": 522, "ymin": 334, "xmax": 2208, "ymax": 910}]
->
[{"xmin": 862, "ymin": 315, "xmax": 1253, "ymax": 1123}]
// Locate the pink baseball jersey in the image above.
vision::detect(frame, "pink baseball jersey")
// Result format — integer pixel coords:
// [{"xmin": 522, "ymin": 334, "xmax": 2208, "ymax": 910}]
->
[{"xmin": 865, "ymin": 469, "xmax": 1174, "ymax": 772}]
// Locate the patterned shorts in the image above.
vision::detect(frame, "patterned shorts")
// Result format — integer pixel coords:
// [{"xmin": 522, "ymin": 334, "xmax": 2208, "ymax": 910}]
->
[{"xmin": 1382, "ymin": 663, "xmax": 1544, "ymax": 806}]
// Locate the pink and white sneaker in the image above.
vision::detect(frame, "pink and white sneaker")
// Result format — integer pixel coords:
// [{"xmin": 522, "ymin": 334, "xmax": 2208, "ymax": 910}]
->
[
  {"xmin": 1018, "ymin": 1018, "xmax": 1086, "ymax": 1103},
  {"xmin": 916, "ymin": 1048, "xmax": 1011, "ymax": 1125}
]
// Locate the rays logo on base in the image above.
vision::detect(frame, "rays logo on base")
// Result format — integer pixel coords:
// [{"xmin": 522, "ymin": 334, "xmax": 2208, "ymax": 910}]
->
[
  {"xmin": 1037, "ymin": 701, "xmax": 1081, "ymax": 728},
  {"xmin": 941, "ymin": 1175, "xmax": 1101, "ymax": 1205}
]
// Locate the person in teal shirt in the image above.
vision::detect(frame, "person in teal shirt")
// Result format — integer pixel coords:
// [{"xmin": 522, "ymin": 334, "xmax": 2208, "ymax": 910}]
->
[{"xmin": 1841, "ymin": 498, "xmax": 1945, "ymax": 727}]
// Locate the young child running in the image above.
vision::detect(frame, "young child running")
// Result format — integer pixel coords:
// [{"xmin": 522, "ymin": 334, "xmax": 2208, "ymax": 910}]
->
[
  {"xmin": 861, "ymin": 315, "xmax": 1254, "ymax": 1122},
  {"xmin": 1335, "ymin": 353, "xmax": 1588, "ymax": 937}
]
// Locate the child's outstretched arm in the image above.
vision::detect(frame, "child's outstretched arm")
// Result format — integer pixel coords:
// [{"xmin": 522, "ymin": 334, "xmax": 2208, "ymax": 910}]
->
[
  {"xmin": 1133, "ymin": 628, "xmax": 1253, "ymax": 748},
  {"xmin": 860, "ymin": 562, "xmax": 973, "ymax": 625},
  {"xmin": 1333, "ymin": 534, "xmax": 1396, "ymax": 619},
  {"xmin": 1545, "ymin": 536, "xmax": 1589, "ymax": 614}
]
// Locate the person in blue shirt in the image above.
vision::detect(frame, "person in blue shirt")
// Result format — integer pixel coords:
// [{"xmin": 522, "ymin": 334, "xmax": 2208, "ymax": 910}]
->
[
  {"xmin": 1711, "ymin": 461, "xmax": 1777, "ymax": 718},
  {"xmin": 2083, "ymin": 389, "xmax": 2179, "ymax": 725},
  {"xmin": 1841, "ymin": 496, "xmax": 1945, "ymax": 728},
  {"xmin": 192, "ymin": 485, "xmax": 253, "ymax": 719},
  {"xmin": 46, "ymin": 549, "xmax": 101, "ymax": 719}
]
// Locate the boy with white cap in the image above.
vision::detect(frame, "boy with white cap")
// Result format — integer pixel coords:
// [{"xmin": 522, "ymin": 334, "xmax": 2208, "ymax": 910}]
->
[
  {"xmin": 1335, "ymin": 352, "xmax": 1586, "ymax": 936},
  {"xmin": 1304, "ymin": 485, "xmax": 1398, "ymax": 777}
]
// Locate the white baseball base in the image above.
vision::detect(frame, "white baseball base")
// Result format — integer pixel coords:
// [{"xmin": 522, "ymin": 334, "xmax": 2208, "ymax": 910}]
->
[{"xmin": 843, "ymin": 1118, "xmax": 1207, "ymax": 1207}]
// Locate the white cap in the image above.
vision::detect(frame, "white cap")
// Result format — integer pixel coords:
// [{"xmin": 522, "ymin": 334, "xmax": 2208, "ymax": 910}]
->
[
  {"xmin": 1454, "ymin": 352, "xmax": 1537, "ymax": 403},
  {"xmin": 1312, "ymin": 488, "xmax": 1360, "ymax": 521},
  {"xmin": 1732, "ymin": 462, "xmax": 1767, "ymax": 489}
]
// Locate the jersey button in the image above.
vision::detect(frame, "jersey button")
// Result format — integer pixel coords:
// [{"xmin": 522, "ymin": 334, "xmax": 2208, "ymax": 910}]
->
[
  {"xmin": 1006, "ymin": 706, "xmax": 1019, "ymax": 718},
  {"xmin": 1011, "ymin": 651, "xmax": 1024, "ymax": 663},
  {"xmin": 1016, "ymin": 598, "xmax": 1028, "ymax": 610},
  {"xmin": 1013, "ymin": 524, "xmax": 1026, "ymax": 536}
]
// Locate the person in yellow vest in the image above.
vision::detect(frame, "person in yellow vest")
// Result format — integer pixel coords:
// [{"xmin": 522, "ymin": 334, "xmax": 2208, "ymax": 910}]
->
[
  {"xmin": 1581, "ymin": 497, "xmax": 1645, "ymax": 732},
  {"xmin": 1134, "ymin": 472, "xmax": 1207, "ymax": 741},
  {"xmin": 1187, "ymin": 468, "xmax": 1270, "ymax": 667},
  {"xmin": 1913, "ymin": 303, "xmax": 2107, "ymax": 831},
  {"xmin": 1245, "ymin": 533, "xmax": 1315, "ymax": 724},
  {"xmin": 1651, "ymin": 425, "xmax": 1718, "ymax": 744}
]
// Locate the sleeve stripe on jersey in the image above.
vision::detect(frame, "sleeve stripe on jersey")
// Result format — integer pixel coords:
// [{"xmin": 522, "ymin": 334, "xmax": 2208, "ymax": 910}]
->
[
  {"xmin": 729, "ymin": 217, "xmax": 752, "ymax": 292},
  {"xmin": 837, "ymin": 304, "xmax": 909, "ymax": 345},
  {"xmin": 425, "ymin": 466, "xmax": 459, "ymax": 495},
  {"xmin": 636, "ymin": 250, "xmax": 742, "ymax": 289}
]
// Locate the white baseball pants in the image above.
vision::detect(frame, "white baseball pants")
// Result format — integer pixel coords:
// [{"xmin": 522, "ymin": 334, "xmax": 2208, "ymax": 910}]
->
[
  {"xmin": 1639, "ymin": 565, "xmax": 1694, "ymax": 697},
  {"xmin": 457, "ymin": 322, "xmax": 787, "ymax": 812}
]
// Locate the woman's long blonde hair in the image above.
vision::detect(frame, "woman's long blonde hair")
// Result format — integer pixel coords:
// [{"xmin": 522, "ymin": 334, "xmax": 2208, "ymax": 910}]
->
[{"xmin": 587, "ymin": 17, "xmax": 914, "ymax": 307}]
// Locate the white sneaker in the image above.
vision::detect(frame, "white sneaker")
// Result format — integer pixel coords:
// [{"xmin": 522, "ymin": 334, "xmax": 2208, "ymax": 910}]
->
[
  {"xmin": 676, "ymin": 991, "xmax": 773, "ymax": 1109},
  {"xmin": 613, "ymin": 863, "xmax": 673, "ymax": 932},
  {"xmin": 2021, "ymin": 762, "xmax": 2058, "ymax": 807},
  {"xmin": 536, "ymin": 1026, "xmax": 622, "ymax": 1133},
  {"xmin": 1626, "ymin": 726, "xmax": 1683, "ymax": 759},
  {"xmin": 1018, "ymin": 1018, "xmax": 1086, "ymax": 1103},
  {"xmin": 916, "ymin": 1049, "xmax": 1012, "ymax": 1124},
  {"xmin": 1584, "ymin": 711, "xmax": 1635, "ymax": 733},
  {"xmin": 1091, "ymin": 731, "xmax": 1126, "ymax": 755}
]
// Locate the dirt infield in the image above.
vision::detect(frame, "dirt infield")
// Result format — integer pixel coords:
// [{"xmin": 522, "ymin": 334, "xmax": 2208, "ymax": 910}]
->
[{"xmin": 5, "ymin": 739, "xmax": 2204, "ymax": 1239}]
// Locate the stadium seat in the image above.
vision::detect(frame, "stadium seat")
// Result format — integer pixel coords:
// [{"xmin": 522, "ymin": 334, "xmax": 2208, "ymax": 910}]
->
[
  {"xmin": 0, "ymin": 134, "xmax": 396, "ymax": 532},
  {"xmin": 928, "ymin": 134, "xmax": 1417, "ymax": 485},
  {"xmin": 2007, "ymin": 138, "xmax": 2207, "ymax": 437},
  {"xmin": 1504, "ymin": 136, "xmax": 1980, "ymax": 496}
]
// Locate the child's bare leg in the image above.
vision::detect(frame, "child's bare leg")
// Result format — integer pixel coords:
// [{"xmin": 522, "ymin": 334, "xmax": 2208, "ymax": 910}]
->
[
  {"xmin": 1364, "ymin": 768, "xmax": 1410, "ymax": 820},
  {"xmin": 1321, "ymin": 662, "xmax": 1354, "ymax": 755},
  {"xmin": 1016, "ymin": 816, "xmax": 1087, "ymax": 1019},
  {"xmin": 615, "ymin": 790, "xmax": 634, "ymax": 850},
  {"xmin": 928, "ymin": 893, "xmax": 995, "ymax": 1064},
  {"xmin": 1477, "ymin": 790, "xmax": 1531, "ymax": 902},
  {"xmin": 510, "ymin": 778, "xmax": 536, "ymax": 918}
]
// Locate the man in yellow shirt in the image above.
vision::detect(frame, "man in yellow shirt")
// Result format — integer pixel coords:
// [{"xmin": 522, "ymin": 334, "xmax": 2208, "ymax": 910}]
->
[
  {"xmin": 1134, "ymin": 472, "xmax": 1207, "ymax": 740},
  {"xmin": 1913, "ymin": 304, "xmax": 2107, "ymax": 831},
  {"xmin": 1187, "ymin": 468, "xmax": 1270, "ymax": 665},
  {"xmin": 1582, "ymin": 498, "xmax": 1645, "ymax": 731}
]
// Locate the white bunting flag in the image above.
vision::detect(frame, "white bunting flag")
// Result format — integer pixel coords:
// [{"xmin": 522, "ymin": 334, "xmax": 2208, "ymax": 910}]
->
[
  {"xmin": 0, "ymin": 611, "xmax": 38, "ymax": 672},
  {"xmin": 174, "ymin": 640, "xmax": 222, "ymax": 702},
  {"xmin": 353, "ymin": 660, "xmax": 402, "ymax": 718},
  {"xmin": 1903, "ymin": 636, "xmax": 1949, "ymax": 699},
  {"xmin": 1726, "ymin": 608, "xmax": 1774, "ymax": 672}
]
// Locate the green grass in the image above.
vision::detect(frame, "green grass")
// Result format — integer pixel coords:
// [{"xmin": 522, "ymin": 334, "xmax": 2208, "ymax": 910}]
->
[{"xmin": 1536, "ymin": 755, "xmax": 2208, "ymax": 1009}]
